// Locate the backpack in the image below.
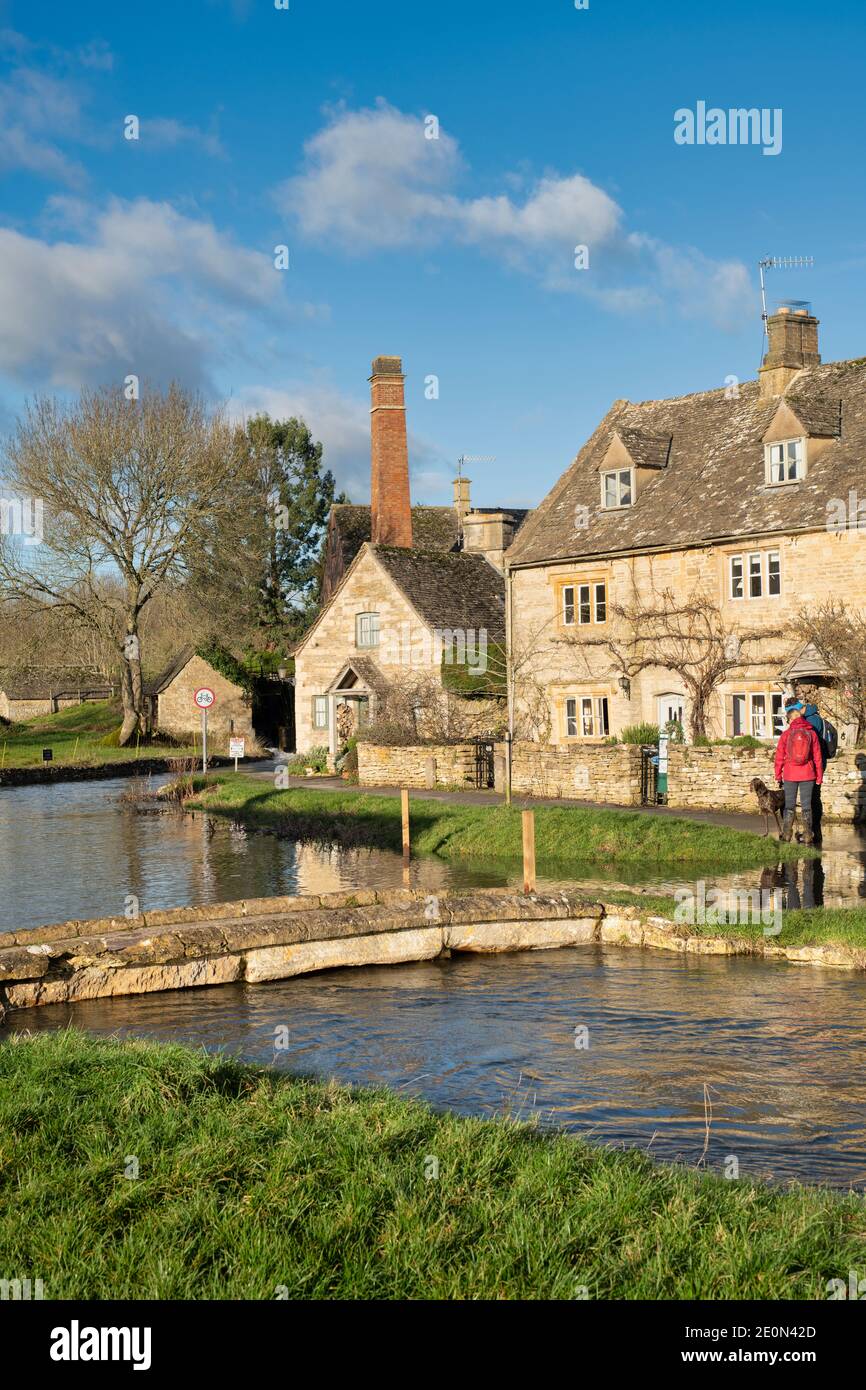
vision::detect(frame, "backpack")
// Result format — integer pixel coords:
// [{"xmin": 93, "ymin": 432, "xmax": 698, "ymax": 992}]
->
[
  {"xmin": 822, "ymin": 719, "xmax": 839, "ymax": 760},
  {"xmin": 788, "ymin": 726, "xmax": 813, "ymax": 766}
]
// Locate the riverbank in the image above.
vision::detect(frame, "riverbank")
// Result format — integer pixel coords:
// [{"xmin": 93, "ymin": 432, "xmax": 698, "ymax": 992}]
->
[
  {"xmin": 0, "ymin": 700, "xmax": 198, "ymax": 777},
  {"xmin": 0, "ymin": 1029, "xmax": 861, "ymax": 1299},
  {"xmin": 186, "ymin": 773, "xmax": 815, "ymax": 868},
  {"xmin": 606, "ymin": 891, "xmax": 866, "ymax": 952}
]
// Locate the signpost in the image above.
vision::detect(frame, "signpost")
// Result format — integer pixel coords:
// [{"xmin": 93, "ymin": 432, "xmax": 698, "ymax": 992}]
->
[
  {"xmin": 193, "ymin": 688, "xmax": 216, "ymax": 776},
  {"xmin": 229, "ymin": 736, "xmax": 245, "ymax": 772}
]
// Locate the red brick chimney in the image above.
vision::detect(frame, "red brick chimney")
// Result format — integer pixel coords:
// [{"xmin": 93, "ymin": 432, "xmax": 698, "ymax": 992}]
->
[{"xmin": 370, "ymin": 355, "xmax": 412, "ymax": 548}]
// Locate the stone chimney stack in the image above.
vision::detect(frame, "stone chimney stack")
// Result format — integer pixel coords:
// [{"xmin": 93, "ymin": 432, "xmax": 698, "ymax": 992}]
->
[
  {"xmin": 759, "ymin": 305, "xmax": 821, "ymax": 400},
  {"xmin": 453, "ymin": 473, "xmax": 472, "ymax": 524},
  {"xmin": 369, "ymin": 355, "xmax": 412, "ymax": 548}
]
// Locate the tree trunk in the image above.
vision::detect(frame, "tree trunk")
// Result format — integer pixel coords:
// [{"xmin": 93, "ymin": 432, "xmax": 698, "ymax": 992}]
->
[{"xmin": 118, "ymin": 623, "xmax": 144, "ymax": 746}]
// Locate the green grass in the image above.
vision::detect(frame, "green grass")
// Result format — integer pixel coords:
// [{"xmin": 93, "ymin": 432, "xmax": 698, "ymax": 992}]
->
[
  {"xmin": 603, "ymin": 890, "xmax": 866, "ymax": 953},
  {"xmin": 187, "ymin": 773, "xmax": 814, "ymax": 870},
  {"xmin": 0, "ymin": 1030, "xmax": 863, "ymax": 1300},
  {"xmin": 0, "ymin": 701, "xmax": 197, "ymax": 769}
]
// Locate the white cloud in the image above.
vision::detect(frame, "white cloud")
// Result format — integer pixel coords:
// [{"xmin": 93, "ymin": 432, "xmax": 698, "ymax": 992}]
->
[
  {"xmin": 0, "ymin": 67, "xmax": 88, "ymax": 186},
  {"xmin": 0, "ymin": 199, "xmax": 324, "ymax": 391},
  {"xmin": 280, "ymin": 100, "xmax": 463, "ymax": 251},
  {"xmin": 277, "ymin": 100, "xmax": 753, "ymax": 327}
]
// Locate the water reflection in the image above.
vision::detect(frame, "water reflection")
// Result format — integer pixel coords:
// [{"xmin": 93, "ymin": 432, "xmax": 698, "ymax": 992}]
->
[
  {"xmin": 7, "ymin": 945, "xmax": 866, "ymax": 1188},
  {"xmin": 1, "ymin": 773, "xmax": 865, "ymax": 933}
]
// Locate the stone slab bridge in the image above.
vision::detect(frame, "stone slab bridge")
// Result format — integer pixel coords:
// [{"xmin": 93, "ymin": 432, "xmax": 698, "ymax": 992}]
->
[{"xmin": 1, "ymin": 888, "xmax": 863, "ymax": 1023}]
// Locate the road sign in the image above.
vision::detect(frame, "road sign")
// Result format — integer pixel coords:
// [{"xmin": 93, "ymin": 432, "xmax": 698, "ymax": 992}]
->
[
  {"xmin": 229, "ymin": 736, "xmax": 245, "ymax": 771},
  {"xmin": 194, "ymin": 687, "xmax": 215, "ymax": 709}
]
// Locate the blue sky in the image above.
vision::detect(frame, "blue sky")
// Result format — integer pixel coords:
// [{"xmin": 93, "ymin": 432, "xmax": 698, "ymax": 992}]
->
[{"xmin": 1, "ymin": 0, "xmax": 864, "ymax": 507}]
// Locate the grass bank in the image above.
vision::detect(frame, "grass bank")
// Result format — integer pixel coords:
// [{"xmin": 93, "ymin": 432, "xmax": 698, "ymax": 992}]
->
[
  {"xmin": 0, "ymin": 701, "xmax": 196, "ymax": 770},
  {"xmin": 604, "ymin": 890, "xmax": 866, "ymax": 953},
  {"xmin": 0, "ymin": 1030, "xmax": 861, "ymax": 1300},
  {"xmin": 187, "ymin": 772, "xmax": 813, "ymax": 870}
]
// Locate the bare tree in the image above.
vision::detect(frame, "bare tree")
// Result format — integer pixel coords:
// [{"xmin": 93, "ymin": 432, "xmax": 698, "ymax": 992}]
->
[
  {"xmin": 0, "ymin": 386, "xmax": 244, "ymax": 743},
  {"xmin": 581, "ymin": 582, "xmax": 783, "ymax": 740},
  {"xmin": 790, "ymin": 600, "xmax": 866, "ymax": 744}
]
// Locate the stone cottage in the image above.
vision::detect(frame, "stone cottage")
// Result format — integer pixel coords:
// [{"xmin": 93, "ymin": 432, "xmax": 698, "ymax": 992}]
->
[
  {"xmin": 143, "ymin": 648, "xmax": 255, "ymax": 746},
  {"xmin": 505, "ymin": 305, "xmax": 866, "ymax": 747},
  {"xmin": 0, "ymin": 668, "xmax": 114, "ymax": 722},
  {"xmin": 294, "ymin": 355, "xmax": 528, "ymax": 758}
]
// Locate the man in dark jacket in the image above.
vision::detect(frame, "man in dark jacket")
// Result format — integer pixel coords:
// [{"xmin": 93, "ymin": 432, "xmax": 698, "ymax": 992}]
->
[
  {"xmin": 803, "ymin": 702, "xmax": 827, "ymax": 844},
  {"xmin": 774, "ymin": 700, "xmax": 824, "ymax": 844}
]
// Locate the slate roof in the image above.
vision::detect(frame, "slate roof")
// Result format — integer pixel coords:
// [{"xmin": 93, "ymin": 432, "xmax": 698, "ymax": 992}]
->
[
  {"xmin": 507, "ymin": 359, "xmax": 866, "ymax": 568},
  {"xmin": 327, "ymin": 657, "xmax": 389, "ymax": 694},
  {"xmin": 0, "ymin": 667, "xmax": 111, "ymax": 699},
  {"xmin": 373, "ymin": 547, "xmax": 506, "ymax": 643},
  {"xmin": 329, "ymin": 502, "xmax": 532, "ymax": 572},
  {"xmin": 784, "ymin": 391, "xmax": 842, "ymax": 439},
  {"xmin": 143, "ymin": 647, "xmax": 196, "ymax": 697},
  {"xmin": 612, "ymin": 428, "xmax": 672, "ymax": 470},
  {"xmin": 330, "ymin": 505, "xmax": 459, "ymax": 571}
]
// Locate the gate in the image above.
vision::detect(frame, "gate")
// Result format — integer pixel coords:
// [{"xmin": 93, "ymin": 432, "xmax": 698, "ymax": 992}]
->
[
  {"xmin": 472, "ymin": 737, "xmax": 496, "ymax": 789},
  {"xmin": 640, "ymin": 744, "xmax": 659, "ymax": 805}
]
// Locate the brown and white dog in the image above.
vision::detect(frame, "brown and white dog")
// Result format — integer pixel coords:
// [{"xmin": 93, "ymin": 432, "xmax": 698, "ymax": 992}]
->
[{"xmin": 750, "ymin": 778, "xmax": 786, "ymax": 837}]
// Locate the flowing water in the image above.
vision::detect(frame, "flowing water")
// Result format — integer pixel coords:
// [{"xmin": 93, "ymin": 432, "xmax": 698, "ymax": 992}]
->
[
  {"xmin": 7, "ymin": 945, "xmax": 866, "ymax": 1187},
  {"xmin": 2, "ymin": 772, "xmax": 866, "ymax": 1187}
]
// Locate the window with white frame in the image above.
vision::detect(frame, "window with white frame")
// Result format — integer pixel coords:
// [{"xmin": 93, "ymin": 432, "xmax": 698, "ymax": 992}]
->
[
  {"xmin": 311, "ymin": 695, "xmax": 328, "ymax": 729},
  {"xmin": 355, "ymin": 612, "xmax": 380, "ymax": 648},
  {"xmin": 729, "ymin": 691, "xmax": 784, "ymax": 739},
  {"xmin": 729, "ymin": 550, "xmax": 781, "ymax": 600},
  {"xmin": 601, "ymin": 468, "xmax": 633, "ymax": 509},
  {"xmin": 565, "ymin": 694, "xmax": 610, "ymax": 738},
  {"xmin": 562, "ymin": 581, "xmax": 606, "ymax": 626},
  {"xmin": 766, "ymin": 438, "xmax": 805, "ymax": 485}
]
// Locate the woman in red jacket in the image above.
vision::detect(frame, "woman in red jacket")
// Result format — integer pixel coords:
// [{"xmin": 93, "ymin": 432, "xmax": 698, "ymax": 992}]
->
[{"xmin": 774, "ymin": 699, "xmax": 824, "ymax": 844}]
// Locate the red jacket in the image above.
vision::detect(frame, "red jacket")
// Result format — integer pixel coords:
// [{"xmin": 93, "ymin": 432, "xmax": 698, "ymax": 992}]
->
[{"xmin": 774, "ymin": 716, "xmax": 823, "ymax": 784}]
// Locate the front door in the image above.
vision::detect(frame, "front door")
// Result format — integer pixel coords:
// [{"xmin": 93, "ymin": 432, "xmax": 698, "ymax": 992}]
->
[{"xmin": 658, "ymin": 694, "xmax": 685, "ymax": 736}]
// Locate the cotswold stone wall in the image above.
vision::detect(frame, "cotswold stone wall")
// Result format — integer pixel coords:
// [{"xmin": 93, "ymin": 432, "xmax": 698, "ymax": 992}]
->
[
  {"xmin": 358, "ymin": 742, "xmax": 477, "ymax": 789},
  {"xmin": 358, "ymin": 736, "xmax": 866, "ymax": 822},
  {"xmin": 666, "ymin": 746, "xmax": 866, "ymax": 823},
  {"xmin": 510, "ymin": 740, "xmax": 643, "ymax": 803}
]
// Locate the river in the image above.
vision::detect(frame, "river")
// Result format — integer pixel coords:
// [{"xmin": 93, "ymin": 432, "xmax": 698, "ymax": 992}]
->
[
  {"xmin": 2, "ymin": 771, "xmax": 865, "ymax": 933},
  {"xmin": 2, "ymin": 772, "xmax": 866, "ymax": 1189}
]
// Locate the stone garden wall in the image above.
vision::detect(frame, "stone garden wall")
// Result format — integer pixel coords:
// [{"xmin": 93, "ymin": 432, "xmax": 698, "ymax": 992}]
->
[
  {"xmin": 509, "ymin": 740, "xmax": 643, "ymax": 803},
  {"xmin": 666, "ymin": 746, "xmax": 866, "ymax": 823},
  {"xmin": 357, "ymin": 737, "xmax": 866, "ymax": 823},
  {"xmin": 358, "ymin": 742, "xmax": 478, "ymax": 789}
]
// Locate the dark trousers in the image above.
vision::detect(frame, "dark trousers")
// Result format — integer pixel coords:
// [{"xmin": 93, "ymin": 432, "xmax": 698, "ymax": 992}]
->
[
  {"xmin": 783, "ymin": 780, "xmax": 814, "ymax": 816},
  {"xmin": 811, "ymin": 783, "xmax": 824, "ymax": 842}
]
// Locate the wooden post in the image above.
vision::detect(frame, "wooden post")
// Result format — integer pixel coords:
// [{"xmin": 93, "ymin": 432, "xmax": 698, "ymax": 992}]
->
[
  {"xmin": 401, "ymin": 787, "xmax": 410, "ymax": 861},
  {"xmin": 522, "ymin": 808, "xmax": 536, "ymax": 894}
]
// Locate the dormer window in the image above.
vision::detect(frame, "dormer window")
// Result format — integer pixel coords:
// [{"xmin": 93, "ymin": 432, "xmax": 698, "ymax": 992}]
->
[
  {"xmin": 602, "ymin": 468, "xmax": 633, "ymax": 509},
  {"xmin": 766, "ymin": 438, "xmax": 805, "ymax": 485}
]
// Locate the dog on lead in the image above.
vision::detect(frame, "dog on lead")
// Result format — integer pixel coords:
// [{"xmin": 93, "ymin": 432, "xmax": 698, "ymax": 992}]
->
[{"xmin": 750, "ymin": 778, "xmax": 786, "ymax": 837}]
